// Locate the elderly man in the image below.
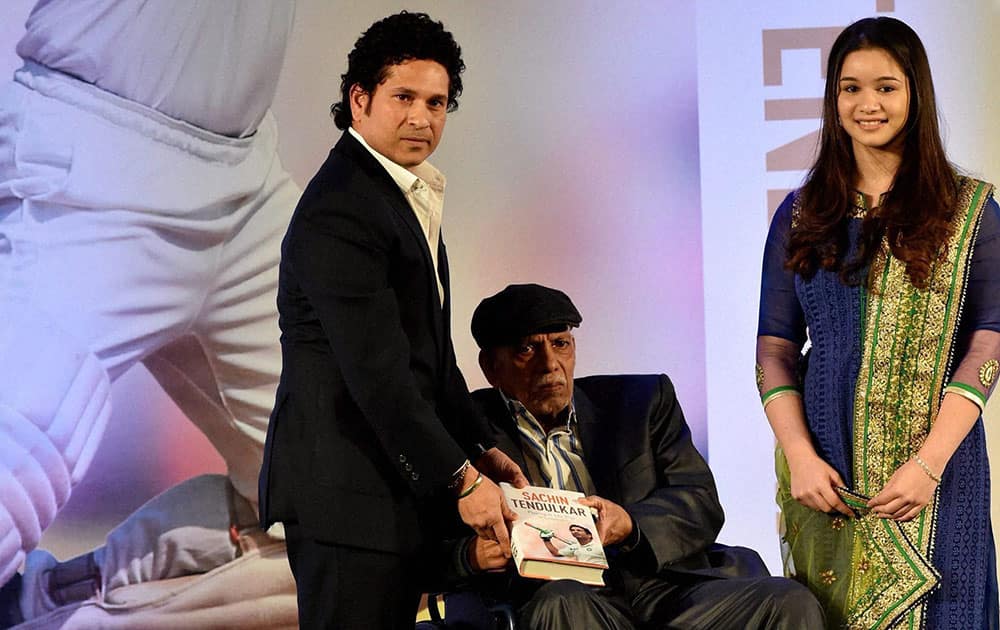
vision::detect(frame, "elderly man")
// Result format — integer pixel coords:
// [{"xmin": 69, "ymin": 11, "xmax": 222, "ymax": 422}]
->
[{"xmin": 450, "ymin": 283, "xmax": 824, "ymax": 629}]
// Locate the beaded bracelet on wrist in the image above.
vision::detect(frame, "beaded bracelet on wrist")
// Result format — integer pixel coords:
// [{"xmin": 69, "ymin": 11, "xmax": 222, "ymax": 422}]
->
[
  {"xmin": 913, "ymin": 454, "xmax": 942, "ymax": 484},
  {"xmin": 448, "ymin": 459, "xmax": 472, "ymax": 490}
]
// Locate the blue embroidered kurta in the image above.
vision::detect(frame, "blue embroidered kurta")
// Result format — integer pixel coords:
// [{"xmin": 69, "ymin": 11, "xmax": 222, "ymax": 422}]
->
[{"xmin": 758, "ymin": 190, "xmax": 1000, "ymax": 628}]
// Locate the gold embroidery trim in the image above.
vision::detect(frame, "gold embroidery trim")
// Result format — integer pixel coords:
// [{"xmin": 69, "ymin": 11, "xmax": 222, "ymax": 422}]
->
[
  {"xmin": 849, "ymin": 190, "xmax": 889, "ymax": 219},
  {"xmin": 844, "ymin": 513, "xmax": 941, "ymax": 630},
  {"xmin": 846, "ymin": 177, "xmax": 993, "ymax": 628},
  {"xmin": 980, "ymin": 359, "xmax": 999, "ymax": 388}
]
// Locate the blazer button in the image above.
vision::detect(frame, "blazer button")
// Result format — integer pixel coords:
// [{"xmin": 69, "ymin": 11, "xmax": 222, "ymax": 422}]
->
[
  {"xmin": 399, "ymin": 454, "xmax": 407, "ymax": 463},
  {"xmin": 411, "ymin": 472, "xmax": 420, "ymax": 481},
  {"xmin": 404, "ymin": 463, "xmax": 413, "ymax": 472}
]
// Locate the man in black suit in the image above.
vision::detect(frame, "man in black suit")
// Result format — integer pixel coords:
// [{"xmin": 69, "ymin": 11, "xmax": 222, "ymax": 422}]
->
[
  {"xmin": 452, "ymin": 283, "xmax": 824, "ymax": 628},
  {"xmin": 258, "ymin": 13, "xmax": 525, "ymax": 629}
]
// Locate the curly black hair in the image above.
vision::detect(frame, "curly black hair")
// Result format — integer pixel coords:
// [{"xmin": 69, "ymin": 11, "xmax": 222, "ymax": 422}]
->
[{"xmin": 331, "ymin": 12, "xmax": 465, "ymax": 130}]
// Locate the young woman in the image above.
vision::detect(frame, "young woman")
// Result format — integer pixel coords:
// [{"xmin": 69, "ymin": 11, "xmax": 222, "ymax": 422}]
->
[{"xmin": 756, "ymin": 16, "xmax": 1000, "ymax": 629}]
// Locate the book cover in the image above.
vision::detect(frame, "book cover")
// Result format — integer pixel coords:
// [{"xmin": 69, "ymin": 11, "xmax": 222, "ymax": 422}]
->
[{"xmin": 500, "ymin": 482, "xmax": 609, "ymax": 586}]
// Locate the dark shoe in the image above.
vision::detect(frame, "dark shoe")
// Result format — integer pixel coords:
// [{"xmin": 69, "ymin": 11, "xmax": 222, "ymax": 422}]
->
[{"xmin": 0, "ymin": 573, "xmax": 25, "ymax": 627}]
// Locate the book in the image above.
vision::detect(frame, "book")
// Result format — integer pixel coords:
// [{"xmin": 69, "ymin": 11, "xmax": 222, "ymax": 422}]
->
[{"xmin": 500, "ymin": 482, "xmax": 609, "ymax": 586}]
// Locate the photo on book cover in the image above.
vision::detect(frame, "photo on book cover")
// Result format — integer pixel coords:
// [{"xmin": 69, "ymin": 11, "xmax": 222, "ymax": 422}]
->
[{"xmin": 501, "ymin": 483, "xmax": 609, "ymax": 585}]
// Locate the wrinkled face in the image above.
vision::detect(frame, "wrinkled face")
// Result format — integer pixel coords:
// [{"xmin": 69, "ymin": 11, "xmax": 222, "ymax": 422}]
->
[
  {"xmin": 569, "ymin": 525, "xmax": 592, "ymax": 544},
  {"xmin": 837, "ymin": 47, "xmax": 910, "ymax": 156},
  {"xmin": 482, "ymin": 330, "xmax": 576, "ymax": 425},
  {"xmin": 350, "ymin": 59, "xmax": 449, "ymax": 170}
]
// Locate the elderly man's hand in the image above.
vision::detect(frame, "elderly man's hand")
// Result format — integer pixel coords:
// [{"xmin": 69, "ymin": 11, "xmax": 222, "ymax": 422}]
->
[
  {"xmin": 577, "ymin": 495, "xmax": 633, "ymax": 546},
  {"xmin": 456, "ymin": 467, "xmax": 516, "ymax": 558},
  {"xmin": 467, "ymin": 536, "xmax": 510, "ymax": 572},
  {"xmin": 475, "ymin": 447, "xmax": 529, "ymax": 488}
]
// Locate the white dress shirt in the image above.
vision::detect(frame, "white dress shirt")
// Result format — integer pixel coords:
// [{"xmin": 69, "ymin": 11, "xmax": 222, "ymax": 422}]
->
[
  {"xmin": 500, "ymin": 391, "xmax": 597, "ymax": 496},
  {"xmin": 349, "ymin": 126, "xmax": 446, "ymax": 304}
]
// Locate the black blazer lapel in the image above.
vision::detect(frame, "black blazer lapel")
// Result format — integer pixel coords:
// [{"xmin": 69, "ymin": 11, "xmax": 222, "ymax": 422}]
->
[
  {"xmin": 476, "ymin": 389, "xmax": 530, "ymax": 475},
  {"xmin": 573, "ymin": 386, "xmax": 623, "ymax": 501},
  {"xmin": 337, "ymin": 131, "xmax": 446, "ymax": 346},
  {"xmin": 436, "ymin": 236, "xmax": 451, "ymax": 369}
]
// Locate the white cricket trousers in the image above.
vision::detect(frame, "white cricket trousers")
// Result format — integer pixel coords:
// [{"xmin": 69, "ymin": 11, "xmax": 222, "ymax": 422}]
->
[{"xmin": 0, "ymin": 60, "xmax": 300, "ymax": 593}]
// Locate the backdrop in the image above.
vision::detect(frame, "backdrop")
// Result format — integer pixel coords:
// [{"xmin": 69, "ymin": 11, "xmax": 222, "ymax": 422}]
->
[{"xmin": 0, "ymin": 0, "xmax": 996, "ymax": 575}]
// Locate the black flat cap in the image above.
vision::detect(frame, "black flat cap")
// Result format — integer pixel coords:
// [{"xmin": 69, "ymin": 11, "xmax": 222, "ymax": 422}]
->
[{"xmin": 471, "ymin": 283, "xmax": 582, "ymax": 349}]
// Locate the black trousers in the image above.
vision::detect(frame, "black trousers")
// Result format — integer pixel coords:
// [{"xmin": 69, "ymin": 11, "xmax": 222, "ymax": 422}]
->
[
  {"xmin": 284, "ymin": 523, "xmax": 421, "ymax": 630},
  {"xmin": 518, "ymin": 574, "xmax": 825, "ymax": 629}
]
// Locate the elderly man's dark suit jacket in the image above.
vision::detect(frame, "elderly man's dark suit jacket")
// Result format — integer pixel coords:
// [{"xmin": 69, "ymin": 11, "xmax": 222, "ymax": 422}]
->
[
  {"xmin": 258, "ymin": 130, "xmax": 491, "ymax": 553},
  {"xmin": 473, "ymin": 374, "xmax": 757, "ymax": 586}
]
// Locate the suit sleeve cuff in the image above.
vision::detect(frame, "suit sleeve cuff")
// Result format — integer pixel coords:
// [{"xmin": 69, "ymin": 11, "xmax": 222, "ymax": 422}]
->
[
  {"xmin": 452, "ymin": 535, "xmax": 477, "ymax": 578},
  {"xmin": 469, "ymin": 441, "xmax": 495, "ymax": 460},
  {"xmin": 618, "ymin": 516, "xmax": 643, "ymax": 553}
]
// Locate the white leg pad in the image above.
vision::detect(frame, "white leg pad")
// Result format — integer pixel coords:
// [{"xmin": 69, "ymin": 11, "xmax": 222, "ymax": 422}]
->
[{"xmin": 0, "ymin": 308, "xmax": 112, "ymax": 585}]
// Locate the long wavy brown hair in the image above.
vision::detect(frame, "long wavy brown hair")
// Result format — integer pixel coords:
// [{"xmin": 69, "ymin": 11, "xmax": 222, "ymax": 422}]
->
[{"xmin": 786, "ymin": 17, "xmax": 957, "ymax": 289}]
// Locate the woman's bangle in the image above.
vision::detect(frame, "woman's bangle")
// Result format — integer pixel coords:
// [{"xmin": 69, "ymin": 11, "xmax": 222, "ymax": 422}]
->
[
  {"xmin": 913, "ymin": 454, "xmax": 942, "ymax": 484},
  {"xmin": 458, "ymin": 472, "xmax": 484, "ymax": 499},
  {"xmin": 943, "ymin": 382, "xmax": 986, "ymax": 413},
  {"xmin": 761, "ymin": 385, "xmax": 801, "ymax": 410}
]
